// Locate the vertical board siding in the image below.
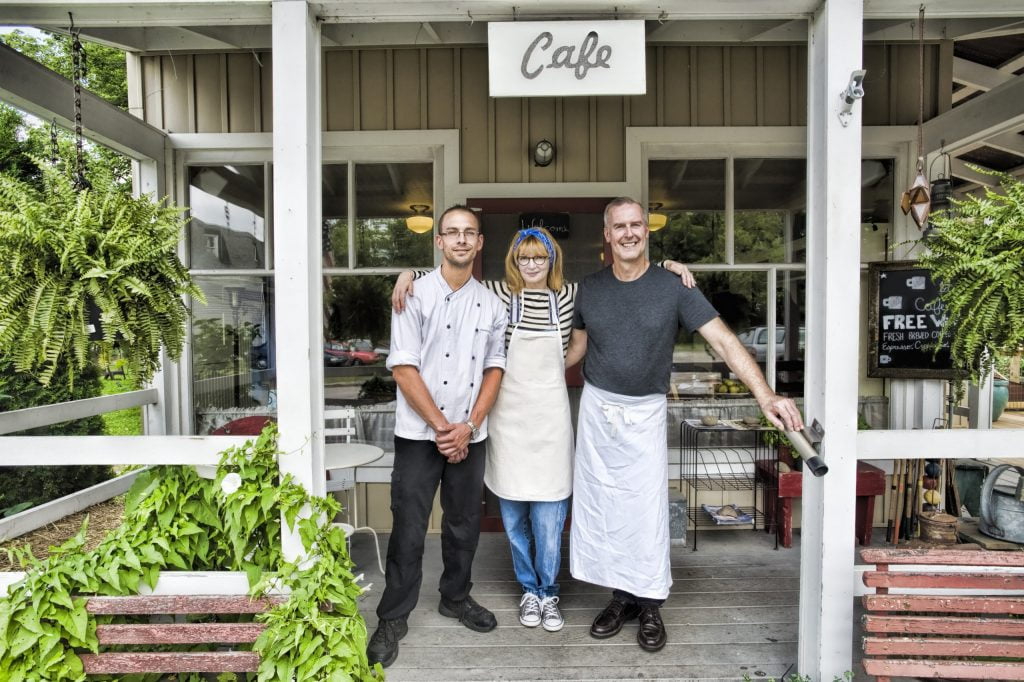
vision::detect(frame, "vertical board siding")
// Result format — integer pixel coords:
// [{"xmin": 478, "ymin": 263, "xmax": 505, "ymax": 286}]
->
[
  {"xmin": 393, "ymin": 49, "xmax": 421, "ymax": 130},
  {"xmin": 193, "ymin": 54, "xmax": 222, "ymax": 133},
  {"xmin": 141, "ymin": 43, "xmax": 942, "ymax": 180}
]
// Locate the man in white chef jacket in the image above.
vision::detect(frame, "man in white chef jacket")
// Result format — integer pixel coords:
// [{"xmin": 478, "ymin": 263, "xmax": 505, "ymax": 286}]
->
[
  {"xmin": 568, "ymin": 197, "xmax": 804, "ymax": 652},
  {"xmin": 367, "ymin": 206, "xmax": 507, "ymax": 668}
]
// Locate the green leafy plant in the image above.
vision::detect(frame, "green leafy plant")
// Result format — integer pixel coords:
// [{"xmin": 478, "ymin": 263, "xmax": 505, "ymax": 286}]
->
[
  {"xmin": 0, "ymin": 425, "xmax": 378, "ymax": 681},
  {"xmin": 919, "ymin": 169, "xmax": 1024, "ymax": 386},
  {"xmin": 0, "ymin": 158, "xmax": 203, "ymax": 388}
]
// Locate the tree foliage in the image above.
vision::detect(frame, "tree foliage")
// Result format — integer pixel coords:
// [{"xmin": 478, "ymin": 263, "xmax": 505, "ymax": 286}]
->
[{"xmin": 919, "ymin": 170, "xmax": 1024, "ymax": 384}]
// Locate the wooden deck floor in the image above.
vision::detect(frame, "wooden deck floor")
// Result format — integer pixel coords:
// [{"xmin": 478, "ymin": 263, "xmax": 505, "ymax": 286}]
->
[{"xmin": 351, "ymin": 528, "xmax": 801, "ymax": 681}]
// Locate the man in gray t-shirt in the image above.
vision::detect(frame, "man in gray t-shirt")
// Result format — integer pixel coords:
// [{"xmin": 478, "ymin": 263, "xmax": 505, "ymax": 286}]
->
[{"xmin": 568, "ymin": 197, "xmax": 804, "ymax": 654}]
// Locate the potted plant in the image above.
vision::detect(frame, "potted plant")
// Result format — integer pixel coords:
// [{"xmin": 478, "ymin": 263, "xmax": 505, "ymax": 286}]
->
[
  {"xmin": 919, "ymin": 169, "xmax": 1024, "ymax": 388},
  {"xmin": 0, "ymin": 158, "xmax": 202, "ymax": 388}
]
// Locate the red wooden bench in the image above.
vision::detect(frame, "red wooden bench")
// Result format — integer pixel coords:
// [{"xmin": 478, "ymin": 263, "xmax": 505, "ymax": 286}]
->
[
  {"xmin": 860, "ymin": 548, "xmax": 1024, "ymax": 682},
  {"xmin": 80, "ymin": 594, "xmax": 284, "ymax": 675}
]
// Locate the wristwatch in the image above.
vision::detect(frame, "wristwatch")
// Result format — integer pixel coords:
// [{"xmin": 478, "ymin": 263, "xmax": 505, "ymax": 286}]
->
[{"xmin": 465, "ymin": 419, "xmax": 480, "ymax": 440}]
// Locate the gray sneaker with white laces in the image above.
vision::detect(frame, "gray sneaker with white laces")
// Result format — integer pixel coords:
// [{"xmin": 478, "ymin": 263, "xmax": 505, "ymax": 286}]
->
[
  {"xmin": 540, "ymin": 596, "xmax": 564, "ymax": 632},
  {"xmin": 518, "ymin": 592, "xmax": 541, "ymax": 627}
]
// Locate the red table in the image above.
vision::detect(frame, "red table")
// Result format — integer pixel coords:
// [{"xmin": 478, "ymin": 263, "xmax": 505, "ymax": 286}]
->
[{"xmin": 756, "ymin": 459, "xmax": 886, "ymax": 548}]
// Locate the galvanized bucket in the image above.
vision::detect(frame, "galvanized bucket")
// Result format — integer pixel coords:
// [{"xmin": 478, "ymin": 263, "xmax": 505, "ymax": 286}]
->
[{"xmin": 978, "ymin": 464, "xmax": 1024, "ymax": 544}]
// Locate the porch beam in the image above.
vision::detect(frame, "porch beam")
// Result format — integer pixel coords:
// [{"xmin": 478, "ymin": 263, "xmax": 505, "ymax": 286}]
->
[
  {"xmin": 801, "ymin": 0, "xmax": 863, "ymax": 679},
  {"xmin": 987, "ymin": 131, "xmax": 1024, "ymax": 156},
  {"xmin": 952, "ymin": 57, "xmax": 1015, "ymax": 93},
  {"xmin": 858, "ymin": 429, "xmax": 1024, "ymax": 460},
  {"xmin": 271, "ymin": 0, "xmax": 325, "ymax": 561},
  {"xmin": 0, "ymin": 435, "xmax": 249, "ymax": 466},
  {"xmin": 923, "ymin": 74, "xmax": 1024, "ymax": 154},
  {"xmin": 0, "ymin": 42, "xmax": 166, "ymax": 162}
]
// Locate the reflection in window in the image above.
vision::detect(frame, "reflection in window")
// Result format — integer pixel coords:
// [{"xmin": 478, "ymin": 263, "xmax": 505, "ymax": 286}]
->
[
  {"xmin": 648, "ymin": 159, "xmax": 725, "ymax": 263},
  {"xmin": 324, "ymin": 276, "xmax": 397, "ymax": 407},
  {"xmin": 322, "ymin": 164, "xmax": 349, "ymax": 268},
  {"xmin": 188, "ymin": 166, "xmax": 266, "ymax": 269},
  {"xmin": 734, "ymin": 159, "xmax": 806, "ymax": 264},
  {"xmin": 191, "ymin": 276, "xmax": 276, "ymax": 433}
]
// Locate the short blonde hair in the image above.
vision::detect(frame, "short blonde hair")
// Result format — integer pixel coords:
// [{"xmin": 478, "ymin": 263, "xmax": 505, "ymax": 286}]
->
[{"xmin": 504, "ymin": 226, "xmax": 564, "ymax": 294}]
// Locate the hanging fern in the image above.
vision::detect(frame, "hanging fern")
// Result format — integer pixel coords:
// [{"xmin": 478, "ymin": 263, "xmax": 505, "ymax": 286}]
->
[
  {"xmin": 0, "ymin": 158, "xmax": 203, "ymax": 387},
  {"xmin": 919, "ymin": 168, "xmax": 1024, "ymax": 385}
]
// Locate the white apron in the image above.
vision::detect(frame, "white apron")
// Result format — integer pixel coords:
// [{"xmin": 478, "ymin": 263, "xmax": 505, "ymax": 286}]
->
[
  {"xmin": 484, "ymin": 292, "xmax": 573, "ymax": 501},
  {"xmin": 570, "ymin": 382, "xmax": 671, "ymax": 599}
]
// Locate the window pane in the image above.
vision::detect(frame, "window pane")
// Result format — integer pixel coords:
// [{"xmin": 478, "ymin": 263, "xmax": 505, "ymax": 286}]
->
[
  {"xmin": 188, "ymin": 166, "xmax": 266, "ymax": 269},
  {"xmin": 354, "ymin": 163, "xmax": 433, "ymax": 268},
  {"xmin": 322, "ymin": 164, "xmax": 349, "ymax": 268},
  {"xmin": 734, "ymin": 158, "xmax": 806, "ymax": 264},
  {"xmin": 324, "ymin": 275, "xmax": 396, "ymax": 412},
  {"xmin": 649, "ymin": 159, "xmax": 726, "ymax": 263},
  {"xmin": 191, "ymin": 276, "xmax": 276, "ymax": 434},
  {"xmin": 775, "ymin": 271, "xmax": 806, "ymax": 396},
  {"xmin": 861, "ymin": 159, "xmax": 895, "ymax": 263}
]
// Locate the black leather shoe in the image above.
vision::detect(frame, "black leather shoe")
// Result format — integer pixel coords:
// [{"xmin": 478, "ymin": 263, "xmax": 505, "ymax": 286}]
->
[
  {"xmin": 439, "ymin": 595, "xmax": 497, "ymax": 632},
  {"xmin": 589, "ymin": 598, "xmax": 641, "ymax": 639},
  {"xmin": 637, "ymin": 605, "xmax": 667, "ymax": 652},
  {"xmin": 366, "ymin": 617, "xmax": 408, "ymax": 668}
]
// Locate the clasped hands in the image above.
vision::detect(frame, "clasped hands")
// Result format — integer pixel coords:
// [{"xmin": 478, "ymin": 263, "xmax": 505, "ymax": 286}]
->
[{"xmin": 434, "ymin": 421, "xmax": 471, "ymax": 463}]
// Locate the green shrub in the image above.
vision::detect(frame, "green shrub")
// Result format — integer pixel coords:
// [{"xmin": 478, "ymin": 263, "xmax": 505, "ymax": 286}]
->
[{"xmin": 0, "ymin": 358, "xmax": 112, "ymax": 516}]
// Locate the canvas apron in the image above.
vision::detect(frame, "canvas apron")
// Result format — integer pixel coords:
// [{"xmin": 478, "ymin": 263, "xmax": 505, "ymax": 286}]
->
[
  {"xmin": 484, "ymin": 292, "xmax": 573, "ymax": 501},
  {"xmin": 570, "ymin": 382, "xmax": 671, "ymax": 599}
]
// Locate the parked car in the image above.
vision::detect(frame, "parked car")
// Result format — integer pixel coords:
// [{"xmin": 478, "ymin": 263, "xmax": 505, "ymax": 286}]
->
[
  {"xmin": 342, "ymin": 338, "xmax": 382, "ymax": 365},
  {"xmin": 742, "ymin": 326, "xmax": 805, "ymax": 361},
  {"xmin": 324, "ymin": 341, "xmax": 354, "ymax": 366}
]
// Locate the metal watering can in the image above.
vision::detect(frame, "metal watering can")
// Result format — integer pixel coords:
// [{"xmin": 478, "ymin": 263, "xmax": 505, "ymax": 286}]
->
[{"xmin": 979, "ymin": 464, "xmax": 1024, "ymax": 544}]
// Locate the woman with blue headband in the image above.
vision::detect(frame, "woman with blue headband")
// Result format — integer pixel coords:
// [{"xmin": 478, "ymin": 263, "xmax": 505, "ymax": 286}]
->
[{"xmin": 391, "ymin": 225, "xmax": 694, "ymax": 633}]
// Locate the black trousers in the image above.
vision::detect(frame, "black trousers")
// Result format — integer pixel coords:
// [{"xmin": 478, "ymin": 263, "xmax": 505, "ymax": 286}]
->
[
  {"xmin": 613, "ymin": 589, "xmax": 665, "ymax": 608},
  {"xmin": 375, "ymin": 436, "xmax": 486, "ymax": 620}
]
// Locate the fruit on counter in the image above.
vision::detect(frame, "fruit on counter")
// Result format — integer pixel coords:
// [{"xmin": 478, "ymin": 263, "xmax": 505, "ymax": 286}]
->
[{"xmin": 717, "ymin": 378, "xmax": 748, "ymax": 394}]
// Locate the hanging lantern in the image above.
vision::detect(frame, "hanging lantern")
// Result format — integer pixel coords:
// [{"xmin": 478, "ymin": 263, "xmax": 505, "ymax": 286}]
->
[{"xmin": 901, "ymin": 170, "xmax": 931, "ymax": 229}]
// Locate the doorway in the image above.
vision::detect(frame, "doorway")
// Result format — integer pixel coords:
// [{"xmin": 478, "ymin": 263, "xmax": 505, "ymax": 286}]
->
[{"xmin": 467, "ymin": 197, "xmax": 610, "ymax": 530}]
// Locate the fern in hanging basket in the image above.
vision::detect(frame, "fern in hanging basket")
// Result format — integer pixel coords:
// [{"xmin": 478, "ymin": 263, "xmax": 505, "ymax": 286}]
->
[
  {"xmin": 919, "ymin": 168, "xmax": 1024, "ymax": 385},
  {"xmin": 0, "ymin": 158, "xmax": 203, "ymax": 387}
]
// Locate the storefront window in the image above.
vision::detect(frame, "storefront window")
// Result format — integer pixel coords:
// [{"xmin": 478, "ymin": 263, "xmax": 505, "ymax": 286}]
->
[
  {"xmin": 648, "ymin": 159, "xmax": 726, "ymax": 263},
  {"xmin": 323, "ymin": 275, "xmax": 396, "ymax": 409},
  {"xmin": 734, "ymin": 158, "xmax": 806, "ymax": 264},
  {"xmin": 188, "ymin": 166, "xmax": 266, "ymax": 269},
  {"xmin": 191, "ymin": 276, "xmax": 276, "ymax": 434},
  {"xmin": 322, "ymin": 164, "xmax": 349, "ymax": 268}
]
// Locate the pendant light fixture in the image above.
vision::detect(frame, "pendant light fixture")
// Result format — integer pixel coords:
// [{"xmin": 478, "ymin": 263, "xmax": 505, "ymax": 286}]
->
[
  {"xmin": 900, "ymin": 5, "xmax": 931, "ymax": 230},
  {"xmin": 406, "ymin": 204, "xmax": 433, "ymax": 234},
  {"xmin": 647, "ymin": 203, "xmax": 668, "ymax": 231}
]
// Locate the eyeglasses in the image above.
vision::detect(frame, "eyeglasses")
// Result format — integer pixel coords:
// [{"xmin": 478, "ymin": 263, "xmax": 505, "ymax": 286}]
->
[
  {"xmin": 517, "ymin": 255, "xmax": 550, "ymax": 267},
  {"xmin": 439, "ymin": 228, "xmax": 480, "ymax": 240}
]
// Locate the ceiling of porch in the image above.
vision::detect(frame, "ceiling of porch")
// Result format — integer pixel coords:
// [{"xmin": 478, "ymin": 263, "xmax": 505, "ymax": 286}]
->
[{"xmin": 2, "ymin": 2, "xmax": 1023, "ymax": 191}]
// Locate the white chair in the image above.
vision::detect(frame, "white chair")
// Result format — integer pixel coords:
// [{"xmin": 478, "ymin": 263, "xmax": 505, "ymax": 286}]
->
[{"xmin": 325, "ymin": 407, "xmax": 385, "ymax": 574}]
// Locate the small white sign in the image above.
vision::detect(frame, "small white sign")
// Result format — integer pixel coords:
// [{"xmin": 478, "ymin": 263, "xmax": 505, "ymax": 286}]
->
[{"xmin": 488, "ymin": 20, "xmax": 647, "ymax": 97}]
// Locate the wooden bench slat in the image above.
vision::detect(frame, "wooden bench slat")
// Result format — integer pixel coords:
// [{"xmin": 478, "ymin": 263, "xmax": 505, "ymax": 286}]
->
[
  {"xmin": 863, "ymin": 570, "xmax": 1024, "ymax": 590},
  {"xmin": 863, "ymin": 635, "xmax": 1024, "ymax": 657},
  {"xmin": 96, "ymin": 623, "xmax": 265, "ymax": 645},
  {"xmin": 862, "ymin": 658, "xmax": 1024, "ymax": 680},
  {"xmin": 863, "ymin": 614, "xmax": 1024, "ymax": 637},
  {"xmin": 81, "ymin": 652, "xmax": 260, "ymax": 674},
  {"xmin": 85, "ymin": 595, "xmax": 285, "ymax": 615},
  {"xmin": 863, "ymin": 594, "xmax": 1024, "ymax": 614},
  {"xmin": 861, "ymin": 548, "xmax": 1024, "ymax": 567}
]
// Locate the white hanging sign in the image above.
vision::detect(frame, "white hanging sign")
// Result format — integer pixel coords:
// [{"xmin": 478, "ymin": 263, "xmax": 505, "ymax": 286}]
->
[{"xmin": 488, "ymin": 20, "xmax": 647, "ymax": 97}]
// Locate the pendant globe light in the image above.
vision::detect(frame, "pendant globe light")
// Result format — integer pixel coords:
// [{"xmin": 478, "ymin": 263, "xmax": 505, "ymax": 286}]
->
[
  {"xmin": 406, "ymin": 204, "xmax": 433, "ymax": 234},
  {"xmin": 647, "ymin": 203, "xmax": 668, "ymax": 231}
]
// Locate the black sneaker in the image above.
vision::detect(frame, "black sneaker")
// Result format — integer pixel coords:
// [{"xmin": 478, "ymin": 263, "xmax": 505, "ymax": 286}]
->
[
  {"xmin": 366, "ymin": 617, "xmax": 408, "ymax": 668},
  {"xmin": 438, "ymin": 594, "xmax": 497, "ymax": 632}
]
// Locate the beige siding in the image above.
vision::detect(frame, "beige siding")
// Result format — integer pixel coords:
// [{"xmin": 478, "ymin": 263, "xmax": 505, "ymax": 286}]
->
[{"xmin": 141, "ymin": 43, "xmax": 944, "ymax": 182}]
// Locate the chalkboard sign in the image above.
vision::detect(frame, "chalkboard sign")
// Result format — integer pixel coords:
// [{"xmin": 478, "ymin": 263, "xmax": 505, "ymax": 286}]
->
[
  {"xmin": 519, "ymin": 212, "xmax": 570, "ymax": 239},
  {"xmin": 867, "ymin": 261, "xmax": 961, "ymax": 379}
]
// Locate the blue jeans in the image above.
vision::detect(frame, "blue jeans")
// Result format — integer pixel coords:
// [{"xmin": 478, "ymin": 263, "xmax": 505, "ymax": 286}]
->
[{"xmin": 499, "ymin": 497, "xmax": 569, "ymax": 598}]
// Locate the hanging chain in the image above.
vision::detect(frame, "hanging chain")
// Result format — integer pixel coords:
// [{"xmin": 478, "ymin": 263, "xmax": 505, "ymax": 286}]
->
[
  {"xmin": 70, "ymin": 14, "xmax": 91, "ymax": 190},
  {"xmin": 915, "ymin": 4, "xmax": 925, "ymax": 174},
  {"xmin": 49, "ymin": 118, "xmax": 59, "ymax": 166}
]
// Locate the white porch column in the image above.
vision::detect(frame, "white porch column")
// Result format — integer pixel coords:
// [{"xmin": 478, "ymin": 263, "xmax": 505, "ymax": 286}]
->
[
  {"xmin": 800, "ymin": 0, "xmax": 863, "ymax": 677},
  {"xmin": 272, "ymin": 0, "xmax": 324, "ymax": 560}
]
